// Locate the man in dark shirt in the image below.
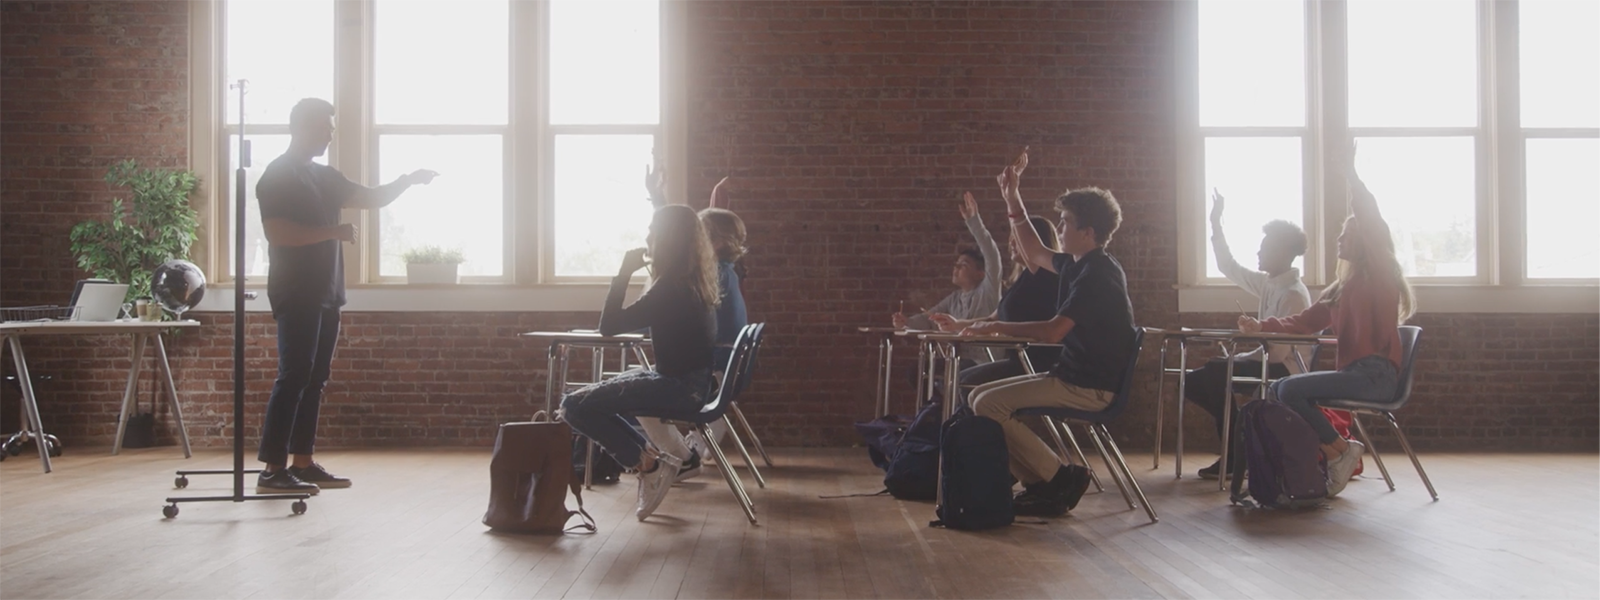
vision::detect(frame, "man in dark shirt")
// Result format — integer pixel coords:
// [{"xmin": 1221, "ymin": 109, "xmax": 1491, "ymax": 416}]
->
[
  {"xmin": 254, "ymin": 98, "xmax": 437, "ymax": 494},
  {"xmin": 964, "ymin": 149, "xmax": 1136, "ymax": 517}
]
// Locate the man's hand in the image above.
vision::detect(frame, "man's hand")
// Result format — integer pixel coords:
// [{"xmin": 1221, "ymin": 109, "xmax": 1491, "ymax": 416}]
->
[
  {"xmin": 959, "ymin": 191, "xmax": 978, "ymax": 220},
  {"xmin": 960, "ymin": 321, "xmax": 1003, "ymax": 336},
  {"xmin": 1210, "ymin": 188, "xmax": 1225, "ymax": 226},
  {"xmin": 891, "ymin": 311, "xmax": 909, "ymax": 329},
  {"xmin": 644, "ymin": 162, "xmax": 666, "ymax": 204},
  {"xmin": 337, "ymin": 223, "xmax": 358, "ymax": 243},
  {"xmin": 1238, "ymin": 315, "xmax": 1262, "ymax": 334},
  {"xmin": 996, "ymin": 146, "xmax": 1028, "ymax": 198},
  {"xmin": 929, "ymin": 313, "xmax": 963, "ymax": 332},
  {"xmin": 404, "ymin": 169, "xmax": 439, "ymax": 186},
  {"xmin": 620, "ymin": 247, "xmax": 649, "ymax": 275},
  {"xmin": 709, "ymin": 176, "xmax": 730, "ymax": 209}
]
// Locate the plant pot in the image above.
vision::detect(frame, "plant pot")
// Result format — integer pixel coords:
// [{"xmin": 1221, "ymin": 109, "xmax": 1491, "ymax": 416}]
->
[{"xmin": 406, "ymin": 263, "xmax": 460, "ymax": 285}]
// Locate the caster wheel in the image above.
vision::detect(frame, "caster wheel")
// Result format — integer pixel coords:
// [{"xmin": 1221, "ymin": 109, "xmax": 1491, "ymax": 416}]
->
[
  {"xmin": 48, "ymin": 444, "xmax": 62, "ymax": 458},
  {"xmin": 163, "ymin": 504, "xmax": 179, "ymax": 518},
  {"xmin": 291, "ymin": 500, "xmax": 307, "ymax": 515},
  {"xmin": 174, "ymin": 476, "xmax": 189, "ymax": 489},
  {"xmin": 7, "ymin": 446, "xmax": 20, "ymax": 456}
]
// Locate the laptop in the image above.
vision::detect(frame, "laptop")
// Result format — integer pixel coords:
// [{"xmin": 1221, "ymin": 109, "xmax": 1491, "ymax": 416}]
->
[{"xmin": 71, "ymin": 281, "xmax": 129, "ymax": 322}]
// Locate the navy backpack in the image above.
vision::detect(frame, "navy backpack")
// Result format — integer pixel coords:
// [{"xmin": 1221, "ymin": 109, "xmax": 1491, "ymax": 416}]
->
[
  {"xmin": 1230, "ymin": 400, "xmax": 1327, "ymax": 508},
  {"xmin": 931, "ymin": 406, "xmax": 1014, "ymax": 530},
  {"xmin": 882, "ymin": 400, "xmax": 942, "ymax": 501}
]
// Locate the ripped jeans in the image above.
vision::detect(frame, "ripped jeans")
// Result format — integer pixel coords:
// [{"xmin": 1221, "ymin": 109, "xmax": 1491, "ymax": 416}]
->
[{"xmin": 559, "ymin": 368, "xmax": 712, "ymax": 468}]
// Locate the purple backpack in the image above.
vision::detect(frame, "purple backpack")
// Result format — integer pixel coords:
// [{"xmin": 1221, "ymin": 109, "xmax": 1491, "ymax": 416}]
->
[{"xmin": 1230, "ymin": 400, "xmax": 1327, "ymax": 508}]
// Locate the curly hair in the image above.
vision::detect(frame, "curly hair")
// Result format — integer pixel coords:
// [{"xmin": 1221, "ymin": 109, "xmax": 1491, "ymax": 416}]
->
[{"xmin": 1055, "ymin": 187, "xmax": 1122, "ymax": 247}]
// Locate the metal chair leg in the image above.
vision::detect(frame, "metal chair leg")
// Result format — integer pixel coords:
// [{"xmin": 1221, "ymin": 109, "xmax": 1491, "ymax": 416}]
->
[
  {"xmin": 1057, "ymin": 420, "xmax": 1105, "ymax": 493},
  {"xmin": 730, "ymin": 403, "xmax": 773, "ymax": 468},
  {"xmin": 1385, "ymin": 411, "xmax": 1439, "ymax": 501},
  {"xmin": 722, "ymin": 414, "xmax": 766, "ymax": 489},
  {"xmin": 1350, "ymin": 414, "xmax": 1394, "ymax": 491},
  {"xmin": 1153, "ymin": 338, "xmax": 1168, "ymax": 469},
  {"xmin": 1098, "ymin": 424, "xmax": 1158, "ymax": 523},
  {"xmin": 698, "ymin": 424, "xmax": 757, "ymax": 524},
  {"xmin": 1042, "ymin": 416, "xmax": 1072, "ymax": 460},
  {"xmin": 1086, "ymin": 421, "xmax": 1135, "ymax": 509}
]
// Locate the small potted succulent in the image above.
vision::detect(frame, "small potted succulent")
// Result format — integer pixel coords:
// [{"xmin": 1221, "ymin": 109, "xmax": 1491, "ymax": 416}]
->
[{"xmin": 402, "ymin": 245, "xmax": 465, "ymax": 284}]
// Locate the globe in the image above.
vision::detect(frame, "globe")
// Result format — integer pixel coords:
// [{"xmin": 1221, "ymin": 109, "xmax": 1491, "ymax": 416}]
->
[{"xmin": 151, "ymin": 259, "xmax": 206, "ymax": 316}]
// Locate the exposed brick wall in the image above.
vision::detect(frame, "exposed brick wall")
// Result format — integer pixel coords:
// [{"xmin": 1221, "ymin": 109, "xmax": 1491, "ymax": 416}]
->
[{"xmin": 3, "ymin": 1, "xmax": 1595, "ymax": 455}]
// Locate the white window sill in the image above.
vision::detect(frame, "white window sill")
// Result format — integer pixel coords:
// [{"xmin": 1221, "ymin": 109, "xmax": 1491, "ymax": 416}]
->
[
  {"xmin": 189, "ymin": 283, "xmax": 643, "ymax": 313},
  {"xmin": 1180, "ymin": 284, "xmax": 1599, "ymax": 314}
]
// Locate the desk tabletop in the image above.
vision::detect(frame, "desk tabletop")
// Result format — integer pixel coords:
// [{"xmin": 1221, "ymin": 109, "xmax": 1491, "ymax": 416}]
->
[
  {"xmin": 0, "ymin": 319, "xmax": 201, "ymax": 336},
  {"xmin": 1144, "ymin": 327, "xmax": 1333, "ymax": 343},
  {"xmin": 912, "ymin": 332, "xmax": 1039, "ymax": 345},
  {"xmin": 518, "ymin": 330, "xmax": 649, "ymax": 343}
]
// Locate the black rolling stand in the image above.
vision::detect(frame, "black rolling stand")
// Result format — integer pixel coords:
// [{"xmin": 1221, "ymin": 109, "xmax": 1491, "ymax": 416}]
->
[{"xmin": 163, "ymin": 80, "xmax": 310, "ymax": 518}]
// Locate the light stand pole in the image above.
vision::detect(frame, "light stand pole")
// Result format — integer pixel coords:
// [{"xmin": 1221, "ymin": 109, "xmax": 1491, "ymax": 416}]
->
[{"xmin": 163, "ymin": 79, "xmax": 310, "ymax": 518}]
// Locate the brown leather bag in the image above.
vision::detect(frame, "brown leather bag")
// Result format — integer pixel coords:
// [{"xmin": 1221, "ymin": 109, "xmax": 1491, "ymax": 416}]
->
[{"xmin": 483, "ymin": 412, "xmax": 595, "ymax": 534}]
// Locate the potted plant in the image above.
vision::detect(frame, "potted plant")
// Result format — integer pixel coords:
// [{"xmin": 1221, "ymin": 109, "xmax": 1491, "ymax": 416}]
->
[
  {"xmin": 402, "ymin": 245, "xmax": 466, "ymax": 284},
  {"xmin": 69, "ymin": 160, "xmax": 201, "ymax": 306}
]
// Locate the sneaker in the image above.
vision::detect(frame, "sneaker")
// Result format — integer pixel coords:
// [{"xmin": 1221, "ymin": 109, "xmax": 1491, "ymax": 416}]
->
[
  {"xmin": 1013, "ymin": 493, "xmax": 1068, "ymax": 517},
  {"xmin": 256, "ymin": 469, "xmax": 319, "ymax": 495},
  {"xmin": 1325, "ymin": 440, "xmax": 1365, "ymax": 498},
  {"xmin": 684, "ymin": 430, "xmax": 713, "ymax": 465},
  {"xmin": 1198, "ymin": 459, "xmax": 1234, "ymax": 481},
  {"xmin": 635, "ymin": 453, "xmax": 682, "ymax": 521},
  {"xmin": 1057, "ymin": 465, "xmax": 1092, "ymax": 511},
  {"xmin": 674, "ymin": 450, "xmax": 703, "ymax": 484},
  {"xmin": 289, "ymin": 462, "xmax": 351, "ymax": 489}
]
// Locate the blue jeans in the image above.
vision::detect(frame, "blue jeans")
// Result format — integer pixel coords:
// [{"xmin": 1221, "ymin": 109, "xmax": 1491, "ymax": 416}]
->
[
  {"xmin": 257, "ymin": 305, "xmax": 341, "ymax": 465},
  {"xmin": 560, "ymin": 368, "xmax": 712, "ymax": 468},
  {"xmin": 1270, "ymin": 355, "xmax": 1397, "ymax": 445}
]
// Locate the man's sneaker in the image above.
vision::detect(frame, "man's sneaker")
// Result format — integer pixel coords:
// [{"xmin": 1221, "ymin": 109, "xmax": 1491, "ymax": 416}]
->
[
  {"xmin": 1013, "ymin": 485, "xmax": 1068, "ymax": 517},
  {"xmin": 288, "ymin": 462, "xmax": 351, "ymax": 489},
  {"xmin": 257, "ymin": 469, "xmax": 319, "ymax": 495},
  {"xmin": 1325, "ymin": 440, "xmax": 1366, "ymax": 498},
  {"xmin": 674, "ymin": 450, "xmax": 703, "ymax": 484},
  {"xmin": 1198, "ymin": 459, "xmax": 1234, "ymax": 481},
  {"xmin": 636, "ymin": 453, "xmax": 682, "ymax": 521},
  {"xmin": 1058, "ymin": 465, "xmax": 1092, "ymax": 511},
  {"xmin": 684, "ymin": 430, "xmax": 714, "ymax": 465}
]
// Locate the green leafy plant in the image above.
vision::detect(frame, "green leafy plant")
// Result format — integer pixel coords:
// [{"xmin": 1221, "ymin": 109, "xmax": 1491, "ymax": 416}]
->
[
  {"xmin": 401, "ymin": 245, "xmax": 466, "ymax": 265},
  {"xmin": 69, "ymin": 160, "xmax": 200, "ymax": 303}
]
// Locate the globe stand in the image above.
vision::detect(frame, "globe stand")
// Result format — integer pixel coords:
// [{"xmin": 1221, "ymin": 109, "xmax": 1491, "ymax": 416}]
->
[{"xmin": 162, "ymin": 79, "xmax": 310, "ymax": 518}]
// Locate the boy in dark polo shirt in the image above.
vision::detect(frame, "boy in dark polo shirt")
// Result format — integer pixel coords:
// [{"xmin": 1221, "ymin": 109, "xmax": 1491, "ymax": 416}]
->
[
  {"xmin": 964, "ymin": 149, "xmax": 1136, "ymax": 517},
  {"xmin": 254, "ymin": 98, "xmax": 438, "ymax": 494}
]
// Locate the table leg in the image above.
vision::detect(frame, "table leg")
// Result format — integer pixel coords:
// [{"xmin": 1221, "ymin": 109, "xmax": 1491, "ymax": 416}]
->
[
  {"xmin": 1174, "ymin": 337, "xmax": 1188, "ymax": 479},
  {"xmin": 1153, "ymin": 336, "xmax": 1168, "ymax": 469},
  {"xmin": 112, "ymin": 333, "xmax": 149, "ymax": 456},
  {"xmin": 1219, "ymin": 344, "xmax": 1237, "ymax": 491},
  {"xmin": 873, "ymin": 336, "xmax": 886, "ymax": 418},
  {"xmin": 935, "ymin": 341, "xmax": 957, "ymax": 510},
  {"xmin": 6, "ymin": 337, "xmax": 51, "ymax": 473},
  {"xmin": 913, "ymin": 340, "xmax": 928, "ymax": 409},
  {"xmin": 543, "ymin": 342, "xmax": 561, "ymax": 416},
  {"xmin": 881, "ymin": 336, "xmax": 894, "ymax": 417},
  {"xmin": 153, "ymin": 333, "xmax": 193, "ymax": 458}
]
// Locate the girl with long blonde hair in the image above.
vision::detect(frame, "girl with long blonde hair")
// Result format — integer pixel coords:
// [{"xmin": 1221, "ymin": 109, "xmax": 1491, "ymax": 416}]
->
[{"xmin": 1240, "ymin": 143, "xmax": 1417, "ymax": 497}]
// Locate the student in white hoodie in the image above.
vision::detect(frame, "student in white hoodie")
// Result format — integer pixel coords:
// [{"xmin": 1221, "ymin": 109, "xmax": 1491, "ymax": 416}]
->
[{"xmin": 1185, "ymin": 189, "xmax": 1312, "ymax": 480}]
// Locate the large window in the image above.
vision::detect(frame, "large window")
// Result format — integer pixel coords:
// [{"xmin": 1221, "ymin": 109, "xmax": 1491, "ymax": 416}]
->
[
  {"xmin": 1185, "ymin": 0, "xmax": 1599, "ymax": 299},
  {"xmin": 205, "ymin": 0, "xmax": 667, "ymax": 287}
]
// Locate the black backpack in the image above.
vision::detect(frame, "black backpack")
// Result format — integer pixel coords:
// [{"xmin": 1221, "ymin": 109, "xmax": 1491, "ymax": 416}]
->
[
  {"xmin": 931, "ymin": 406, "xmax": 1014, "ymax": 530},
  {"xmin": 571, "ymin": 433, "xmax": 624, "ymax": 485},
  {"xmin": 883, "ymin": 399, "xmax": 942, "ymax": 501}
]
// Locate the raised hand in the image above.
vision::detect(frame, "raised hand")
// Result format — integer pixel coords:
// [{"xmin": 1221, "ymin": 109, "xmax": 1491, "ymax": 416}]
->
[
  {"xmin": 1012, "ymin": 145, "xmax": 1029, "ymax": 176},
  {"xmin": 644, "ymin": 163, "xmax": 666, "ymax": 205},
  {"xmin": 1210, "ymin": 188, "xmax": 1225, "ymax": 225},
  {"xmin": 620, "ymin": 247, "xmax": 649, "ymax": 275},
  {"xmin": 959, "ymin": 191, "xmax": 978, "ymax": 220},
  {"xmin": 709, "ymin": 176, "xmax": 731, "ymax": 209}
]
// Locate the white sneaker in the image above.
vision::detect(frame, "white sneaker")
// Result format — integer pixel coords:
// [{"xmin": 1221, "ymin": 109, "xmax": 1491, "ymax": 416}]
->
[
  {"xmin": 673, "ymin": 449, "xmax": 703, "ymax": 484},
  {"xmin": 636, "ymin": 453, "xmax": 682, "ymax": 521},
  {"xmin": 684, "ymin": 430, "xmax": 713, "ymax": 465},
  {"xmin": 1325, "ymin": 440, "xmax": 1365, "ymax": 498}
]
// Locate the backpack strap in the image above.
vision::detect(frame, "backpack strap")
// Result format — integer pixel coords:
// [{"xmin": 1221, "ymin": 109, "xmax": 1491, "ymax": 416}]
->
[{"xmin": 564, "ymin": 477, "xmax": 597, "ymax": 534}]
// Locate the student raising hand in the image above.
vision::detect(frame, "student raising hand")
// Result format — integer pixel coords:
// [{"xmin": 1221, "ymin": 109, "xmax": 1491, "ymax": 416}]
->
[{"xmin": 959, "ymin": 191, "xmax": 979, "ymax": 220}]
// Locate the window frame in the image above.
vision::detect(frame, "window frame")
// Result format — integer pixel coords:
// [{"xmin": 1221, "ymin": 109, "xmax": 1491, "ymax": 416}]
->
[
  {"xmin": 1176, "ymin": 0, "xmax": 1599, "ymax": 314},
  {"xmin": 186, "ymin": 0, "xmax": 688, "ymax": 310}
]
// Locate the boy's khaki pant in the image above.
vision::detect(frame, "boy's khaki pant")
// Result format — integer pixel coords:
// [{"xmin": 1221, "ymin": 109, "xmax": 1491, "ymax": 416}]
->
[{"xmin": 970, "ymin": 373, "xmax": 1112, "ymax": 485}]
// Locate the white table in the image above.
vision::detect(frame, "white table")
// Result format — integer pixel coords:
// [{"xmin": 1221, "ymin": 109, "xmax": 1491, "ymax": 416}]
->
[{"xmin": 0, "ymin": 319, "xmax": 199, "ymax": 472}]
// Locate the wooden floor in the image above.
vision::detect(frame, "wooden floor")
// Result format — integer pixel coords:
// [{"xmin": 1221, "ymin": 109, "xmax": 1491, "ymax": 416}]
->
[{"xmin": 1, "ymin": 446, "xmax": 1595, "ymax": 599}]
